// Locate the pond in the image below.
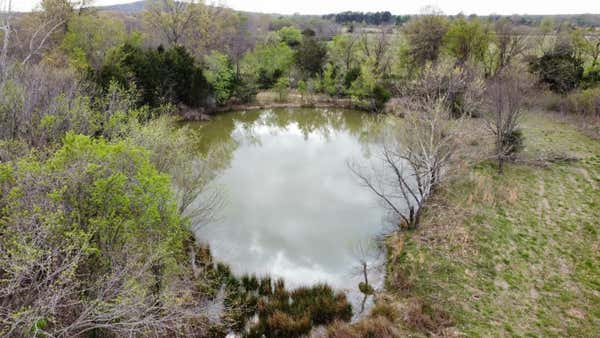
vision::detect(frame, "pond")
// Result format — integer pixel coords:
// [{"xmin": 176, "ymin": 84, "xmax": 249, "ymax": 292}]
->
[{"xmin": 187, "ymin": 108, "xmax": 393, "ymax": 313}]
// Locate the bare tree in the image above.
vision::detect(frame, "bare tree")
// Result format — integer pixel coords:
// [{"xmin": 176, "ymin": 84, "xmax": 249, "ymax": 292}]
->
[
  {"xmin": 484, "ymin": 66, "xmax": 530, "ymax": 174},
  {"xmin": 487, "ymin": 18, "xmax": 529, "ymax": 76},
  {"xmin": 402, "ymin": 58, "xmax": 485, "ymax": 118},
  {"xmin": 331, "ymin": 32, "xmax": 358, "ymax": 73},
  {"xmin": 350, "ymin": 99, "xmax": 459, "ymax": 229},
  {"xmin": 226, "ymin": 14, "xmax": 256, "ymax": 79},
  {"xmin": 358, "ymin": 27, "xmax": 392, "ymax": 76},
  {"xmin": 18, "ymin": 0, "xmax": 73, "ymax": 65},
  {"xmin": 143, "ymin": 0, "xmax": 237, "ymax": 59},
  {"xmin": 0, "ymin": 0, "xmax": 74, "ymax": 69},
  {"xmin": 580, "ymin": 30, "xmax": 600, "ymax": 68},
  {"xmin": 0, "ymin": 238, "xmax": 216, "ymax": 337},
  {"xmin": 403, "ymin": 9, "xmax": 449, "ymax": 67},
  {"xmin": 0, "ymin": 0, "xmax": 12, "ymax": 78},
  {"xmin": 143, "ymin": 0, "xmax": 200, "ymax": 47},
  {"xmin": 350, "ymin": 239, "xmax": 382, "ymax": 313},
  {"xmin": 0, "ymin": 63, "xmax": 84, "ymax": 145}
]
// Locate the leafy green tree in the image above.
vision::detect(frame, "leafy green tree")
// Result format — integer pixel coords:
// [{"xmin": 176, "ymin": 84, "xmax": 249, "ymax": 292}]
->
[
  {"xmin": 350, "ymin": 59, "xmax": 391, "ymax": 111},
  {"xmin": 204, "ymin": 51, "xmax": 235, "ymax": 105},
  {"xmin": 530, "ymin": 37, "xmax": 584, "ymax": 93},
  {"xmin": 403, "ymin": 13, "xmax": 449, "ymax": 66},
  {"xmin": 62, "ymin": 14, "xmax": 127, "ymax": 71},
  {"xmin": 296, "ymin": 32, "xmax": 327, "ymax": 78},
  {"xmin": 445, "ymin": 17, "xmax": 492, "ymax": 64},
  {"xmin": 322, "ymin": 63, "xmax": 341, "ymax": 96},
  {"xmin": 274, "ymin": 76, "xmax": 290, "ymax": 102},
  {"xmin": 277, "ymin": 26, "xmax": 303, "ymax": 47},
  {"xmin": 269, "ymin": 17, "xmax": 293, "ymax": 31},
  {"xmin": 241, "ymin": 42, "xmax": 295, "ymax": 89},
  {"xmin": 298, "ymin": 79, "xmax": 307, "ymax": 100},
  {"xmin": 328, "ymin": 34, "xmax": 359, "ymax": 77},
  {"xmin": 531, "ymin": 52, "xmax": 584, "ymax": 93},
  {"xmin": 98, "ymin": 43, "xmax": 211, "ymax": 108},
  {"xmin": 328, "ymin": 34, "xmax": 358, "ymax": 84}
]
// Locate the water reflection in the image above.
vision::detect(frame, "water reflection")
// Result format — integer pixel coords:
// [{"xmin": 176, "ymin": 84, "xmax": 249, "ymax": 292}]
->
[{"xmin": 187, "ymin": 108, "xmax": 390, "ymax": 313}]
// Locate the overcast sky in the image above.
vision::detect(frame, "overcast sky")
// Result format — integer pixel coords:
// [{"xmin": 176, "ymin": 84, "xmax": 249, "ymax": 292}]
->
[{"xmin": 12, "ymin": 0, "xmax": 600, "ymax": 15}]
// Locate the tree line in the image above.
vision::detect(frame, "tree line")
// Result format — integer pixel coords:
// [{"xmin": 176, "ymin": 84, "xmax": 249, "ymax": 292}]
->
[{"xmin": 321, "ymin": 11, "xmax": 600, "ymax": 28}]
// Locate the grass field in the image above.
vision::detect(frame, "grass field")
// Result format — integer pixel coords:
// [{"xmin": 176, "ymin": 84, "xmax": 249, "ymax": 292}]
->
[{"xmin": 383, "ymin": 111, "xmax": 600, "ymax": 336}]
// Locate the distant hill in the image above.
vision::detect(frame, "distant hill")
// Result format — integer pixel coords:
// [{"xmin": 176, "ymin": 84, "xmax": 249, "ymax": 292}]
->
[
  {"xmin": 96, "ymin": 1, "xmax": 147, "ymax": 14},
  {"xmin": 93, "ymin": 2, "xmax": 600, "ymax": 27}
]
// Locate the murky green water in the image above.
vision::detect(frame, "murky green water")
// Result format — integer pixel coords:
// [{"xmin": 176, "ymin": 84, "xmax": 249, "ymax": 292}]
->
[{"xmin": 187, "ymin": 108, "xmax": 391, "ymax": 311}]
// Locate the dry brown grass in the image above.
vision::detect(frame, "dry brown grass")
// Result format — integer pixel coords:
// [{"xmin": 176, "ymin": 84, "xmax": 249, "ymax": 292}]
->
[{"xmin": 324, "ymin": 316, "xmax": 399, "ymax": 338}]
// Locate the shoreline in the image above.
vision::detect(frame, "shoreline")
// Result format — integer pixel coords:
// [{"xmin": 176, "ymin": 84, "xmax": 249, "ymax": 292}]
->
[
  {"xmin": 214, "ymin": 101, "xmax": 354, "ymax": 113},
  {"xmin": 179, "ymin": 94, "xmax": 404, "ymax": 121}
]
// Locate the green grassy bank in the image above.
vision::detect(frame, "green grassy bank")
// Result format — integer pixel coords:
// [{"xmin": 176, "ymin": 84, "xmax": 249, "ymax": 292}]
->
[{"xmin": 384, "ymin": 112, "xmax": 599, "ymax": 336}]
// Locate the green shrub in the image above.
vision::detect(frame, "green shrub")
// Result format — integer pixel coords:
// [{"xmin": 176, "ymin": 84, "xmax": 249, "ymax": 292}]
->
[
  {"xmin": 372, "ymin": 84, "xmax": 392, "ymax": 111},
  {"xmin": 233, "ymin": 75, "xmax": 259, "ymax": 103},
  {"xmin": 350, "ymin": 64, "xmax": 391, "ymax": 112},
  {"xmin": 274, "ymin": 76, "xmax": 290, "ymax": 102},
  {"xmin": 359, "ymin": 281, "xmax": 375, "ymax": 295},
  {"xmin": 241, "ymin": 42, "xmax": 295, "ymax": 89},
  {"xmin": 0, "ymin": 134, "xmax": 189, "ymax": 336},
  {"xmin": 530, "ymin": 52, "xmax": 584, "ymax": 93},
  {"xmin": 344, "ymin": 67, "xmax": 361, "ymax": 89},
  {"xmin": 502, "ymin": 129, "xmax": 525, "ymax": 156},
  {"xmin": 582, "ymin": 67, "xmax": 600, "ymax": 88},
  {"xmin": 204, "ymin": 51, "xmax": 236, "ymax": 105},
  {"xmin": 277, "ymin": 26, "xmax": 303, "ymax": 47}
]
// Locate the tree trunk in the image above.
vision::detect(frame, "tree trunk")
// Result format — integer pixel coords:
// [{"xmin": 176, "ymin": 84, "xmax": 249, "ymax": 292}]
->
[
  {"xmin": 408, "ymin": 206, "xmax": 421, "ymax": 230},
  {"xmin": 0, "ymin": 0, "xmax": 11, "ymax": 80},
  {"xmin": 362, "ymin": 261, "xmax": 369, "ymax": 286},
  {"xmin": 151, "ymin": 260, "xmax": 163, "ymax": 303}
]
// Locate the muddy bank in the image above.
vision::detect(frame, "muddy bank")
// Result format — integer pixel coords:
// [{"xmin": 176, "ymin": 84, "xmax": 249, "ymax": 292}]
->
[{"xmin": 177, "ymin": 90, "xmax": 404, "ymax": 121}]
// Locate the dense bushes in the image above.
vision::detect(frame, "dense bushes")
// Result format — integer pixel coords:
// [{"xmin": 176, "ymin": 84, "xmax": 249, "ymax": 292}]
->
[
  {"xmin": 565, "ymin": 88, "xmax": 600, "ymax": 116},
  {"xmin": 444, "ymin": 17, "xmax": 491, "ymax": 64},
  {"xmin": 530, "ymin": 51, "xmax": 584, "ymax": 93},
  {"xmin": 61, "ymin": 14, "xmax": 128, "ymax": 71},
  {"xmin": 0, "ymin": 134, "xmax": 200, "ymax": 336},
  {"xmin": 0, "ymin": 65, "xmax": 86, "ymax": 145},
  {"xmin": 0, "ymin": 64, "xmax": 141, "ymax": 146},
  {"xmin": 98, "ymin": 44, "xmax": 211, "ymax": 108},
  {"xmin": 241, "ymin": 41, "xmax": 295, "ymax": 89},
  {"xmin": 544, "ymin": 87, "xmax": 600, "ymax": 116},
  {"xmin": 204, "ymin": 51, "xmax": 236, "ymax": 105},
  {"xmin": 295, "ymin": 30, "xmax": 328, "ymax": 78}
]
